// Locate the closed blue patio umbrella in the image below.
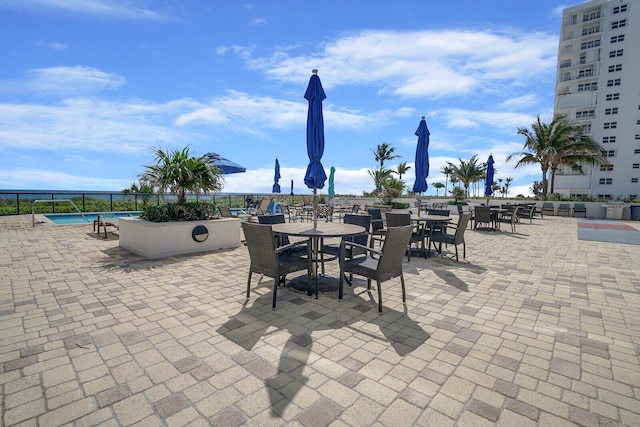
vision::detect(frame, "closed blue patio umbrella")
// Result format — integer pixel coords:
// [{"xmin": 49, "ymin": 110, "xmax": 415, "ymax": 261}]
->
[
  {"xmin": 412, "ymin": 116, "xmax": 430, "ymax": 209},
  {"xmin": 290, "ymin": 179, "xmax": 294, "ymax": 204},
  {"xmin": 328, "ymin": 166, "xmax": 336, "ymax": 199},
  {"xmin": 205, "ymin": 153, "xmax": 246, "ymax": 174},
  {"xmin": 303, "ymin": 69, "xmax": 327, "ymax": 229},
  {"xmin": 272, "ymin": 158, "xmax": 281, "ymax": 193},
  {"xmin": 485, "ymin": 154, "xmax": 495, "ymax": 204}
]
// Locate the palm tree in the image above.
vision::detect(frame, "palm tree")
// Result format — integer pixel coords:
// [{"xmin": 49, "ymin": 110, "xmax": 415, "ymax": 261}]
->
[
  {"xmin": 372, "ymin": 142, "xmax": 400, "ymax": 171},
  {"xmin": 507, "ymin": 114, "xmax": 607, "ymax": 199},
  {"xmin": 368, "ymin": 169, "xmax": 393, "ymax": 194},
  {"xmin": 504, "ymin": 177, "xmax": 513, "ymax": 198},
  {"xmin": 440, "ymin": 165, "xmax": 453, "ymax": 198},
  {"xmin": 139, "ymin": 146, "xmax": 223, "ymax": 205},
  {"xmin": 447, "ymin": 155, "xmax": 485, "ymax": 198},
  {"xmin": 396, "ymin": 161, "xmax": 411, "ymax": 180},
  {"xmin": 432, "ymin": 182, "xmax": 445, "ymax": 197}
]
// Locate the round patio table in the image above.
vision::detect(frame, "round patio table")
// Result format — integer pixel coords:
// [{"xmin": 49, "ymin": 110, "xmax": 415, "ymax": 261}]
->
[
  {"xmin": 411, "ymin": 215, "xmax": 453, "ymax": 258},
  {"xmin": 271, "ymin": 222, "xmax": 366, "ymax": 297}
]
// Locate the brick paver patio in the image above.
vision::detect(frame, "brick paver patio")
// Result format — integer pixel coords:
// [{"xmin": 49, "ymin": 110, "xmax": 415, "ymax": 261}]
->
[{"xmin": 1, "ymin": 214, "xmax": 639, "ymax": 426}]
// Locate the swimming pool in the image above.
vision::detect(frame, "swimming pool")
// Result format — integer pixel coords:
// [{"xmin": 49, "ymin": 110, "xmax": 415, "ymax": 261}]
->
[{"xmin": 44, "ymin": 212, "xmax": 139, "ymax": 224}]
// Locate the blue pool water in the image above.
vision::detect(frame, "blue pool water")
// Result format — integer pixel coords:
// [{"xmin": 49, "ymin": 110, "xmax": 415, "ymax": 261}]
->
[{"xmin": 45, "ymin": 212, "xmax": 139, "ymax": 224}]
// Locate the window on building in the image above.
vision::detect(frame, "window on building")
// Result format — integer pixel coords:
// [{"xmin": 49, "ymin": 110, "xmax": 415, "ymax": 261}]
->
[
  {"xmin": 578, "ymin": 82, "xmax": 597, "ymax": 91},
  {"xmin": 581, "ymin": 124, "xmax": 592, "ymax": 134},
  {"xmin": 581, "ymin": 39, "xmax": 601, "ymax": 49},
  {"xmin": 578, "ymin": 69, "xmax": 594, "ymax": 78},
  {"xmin": 636, "ymin": 134, "xmax": 640, "ymax": 140},
  {"xmin": 604, "ymin": 108, "xmax": 618, "ymax": 115},
  {"xmin": 603, "ymin": 122, "xmax": 617, "ymax": 129},
  {"xmin": 610, "ymin": 34, "xmax": 625, "ymax": 43},
  {"xmin": 597, "ymin": 194, "xmax": 613, "ymax": 199},
  {"xmin": 576, "ymin": 109, "xmax": 595, "ymax": 119},
  {"xmin": 582, "ymin": 25, "xmax": 600, "ymax": 36},
  {"xmin": 602, "ymin": 136, "xmax": 616, "ymax": 143},
  {"xmin": 599, "ymin": 178, "xmax": 613, "ymax": 185},
  {"xmin": 583, "ymin": 11, "xmax": 601, "ymax": 21},
  {"xmin": 633, "ymin": 164, "xmax": 640, "ymax": 169},
  {"xmin": 612, "ymin": 4, "xmax": 627, "ymax": 14},
  {"xmin": 601, "ymin": 150, "xmax": 616, "ymax": 157},
  {"xmin": 611, "ymin": 19, "xmax": 627, "ymax": 29},
  {"xmin": 608, "ymin": 64, "xmax": 622, "ymax": 72},
  {"xmin": 609, "ymin": 49, "xmax": 623, "ymax": 58},
  {"xmin": 607, "ymin": 79, "xmax": 621, "ymax": 87},
  {"xmin": 635, "ymin": 149, "xmax": 640, "ymax": 154},
  {"xmin": 606, "ymin": 93, "xmax": 620, "ymax": 101},
  {"xmin": 600, "ymin": 164, "xmax": 614, "ymax": 171},
  {"xmin": 632, "ymin": 178, "xmax": 639, "ymax": 183}
]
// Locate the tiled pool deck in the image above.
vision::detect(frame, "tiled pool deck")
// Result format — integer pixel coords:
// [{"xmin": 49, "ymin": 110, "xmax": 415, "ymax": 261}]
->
[{"xmin": 1, "ymin": 214, "xmax": 639, "ymax": 426}]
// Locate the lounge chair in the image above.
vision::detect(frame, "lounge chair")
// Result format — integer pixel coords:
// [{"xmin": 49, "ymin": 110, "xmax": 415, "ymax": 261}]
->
[
  {"xmin": 541, "ymin": 202, "xmax": 555, "ymax": 217},
  {"xmin": 573, "ymin": 203, "xmax": 587, "ymax": 217},
  {"xmin": 93, "ymin": 214, "xmax": 118, "ymax": 238},
  {"xmin": 557, "ymin": 203, "xmax": 571, "ymax": 217},
  {"xmin": 338, "ymin": 225, "xmax": 413, "ymax": 313}
]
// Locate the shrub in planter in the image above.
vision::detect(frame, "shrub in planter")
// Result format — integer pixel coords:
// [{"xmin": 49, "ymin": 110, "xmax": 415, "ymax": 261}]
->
[
  {"xmin": 391, "ymin": 202, "xmax": 410, "ymax": 209},
  {"xmin": 140, "ymin": 201, "xmax": 217, "ymax": 222}
]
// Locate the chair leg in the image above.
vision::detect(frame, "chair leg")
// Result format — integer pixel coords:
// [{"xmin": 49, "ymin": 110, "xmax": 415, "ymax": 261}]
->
[
  {"xmin": 454, "ymin": 245, "xmax": 459, "ymax": 262},
  {"xmin": 272, "ymin": 278, "xmax": 278, "ymax": 310},
  {"xmin": 463, "ymin": 242, "xmax": 466, "ymax": 259},
  {"xmin": 246, "ymin": 272, "xmax": 252, "ymax": 298},
  {"xmin": 400, "ymin": 275, "xmax": 406, "ymax": 303},
  {"xmin": 376, "ymin": 280, "xmax": 383, "ymax": 313},
  {"xmin": 338, "ymin": 268, "xmax": 344, "ymax": 301}
]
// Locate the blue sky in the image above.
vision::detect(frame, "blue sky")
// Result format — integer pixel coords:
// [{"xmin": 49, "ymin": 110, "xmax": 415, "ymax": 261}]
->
[{"xmin": 0, "ymin": 0, "xmax": 580, "ymax": 197}]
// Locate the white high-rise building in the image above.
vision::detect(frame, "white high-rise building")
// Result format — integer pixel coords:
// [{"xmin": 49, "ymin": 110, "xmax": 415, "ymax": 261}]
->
[{"xmin": 553, "ymin": 0, "xmax": 639, "ymax": 200}]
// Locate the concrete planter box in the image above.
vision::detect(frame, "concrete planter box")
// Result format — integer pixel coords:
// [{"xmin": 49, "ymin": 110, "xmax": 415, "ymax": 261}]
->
[{"xmin": 119, "ymin": 217, "xmax": 241, "ymax": 259}]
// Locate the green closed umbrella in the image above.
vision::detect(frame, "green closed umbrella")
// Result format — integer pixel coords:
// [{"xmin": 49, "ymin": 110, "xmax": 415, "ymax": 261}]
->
[{"xmin": 328, "ymin": 166, "xmax": 335, "ymax": 199}]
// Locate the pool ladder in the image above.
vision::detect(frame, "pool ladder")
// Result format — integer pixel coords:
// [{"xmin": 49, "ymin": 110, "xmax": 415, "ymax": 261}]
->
[{"xmin": 31, "ymin": 199, "xmax": 89, "ymax": 227}]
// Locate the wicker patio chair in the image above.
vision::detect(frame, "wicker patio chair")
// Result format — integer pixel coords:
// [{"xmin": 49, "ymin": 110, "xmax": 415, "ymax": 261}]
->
[
  {"xmin": 430, "ymin": 213, "xmax": 472, "ymax": 262},
  {"xmin": 367, "ymin": 208, "xmax": 386, "ymax": 245},
  {"xmin": 322, "ymin": 213, "xmax": 371, "ymax": 277},
  {"xmin": 496, "ymin": 206, "xmax": 521, "ymax": 233},
  {"xmin": 473, "ymin": 206, "xmax": 494, "ymax": 231},
  {"xmin": 338, "ymin": 225, "xmax": 413, "ymax": 313},
  {"xmin": 385, "ymin": 212, "xmax": 425, "ymax": 260},
  {"xmin": 241, "ymin": 222, "xmax": 310, "ymax": 310}
]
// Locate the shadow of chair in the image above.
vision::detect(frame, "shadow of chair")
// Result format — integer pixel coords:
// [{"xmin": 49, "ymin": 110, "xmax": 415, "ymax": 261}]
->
[
  {"xmin": 473, "ymin": 206, "xmax": 493, "ymax": 231},
  {"xmin": 385, "ymin": 212, "xmax": 425, "ymax": 261},
  {"xmin": 496, "ymin": 206, "xmax": 521, "ymax": 233},
  {"xmin": 573, "ymin": 203, "xmax": 587, "ymax": 218},
  {"xmin": 338, "ymin": 225, "xmax": 413, "ymax": 313},
  {"xmin": 541, "ymin": 202, "xmax": 555, "ymax": 217},
  {"xmin": 430, "ymin": 213, "xmax": 471, "ymax": 262},
  {"xmin": 241, "ymin": 222, "xmax": 310, "ymax": 310},
  {"xmin": 557, "ymin": 203, "xmax": 571, "ymax": 217}
]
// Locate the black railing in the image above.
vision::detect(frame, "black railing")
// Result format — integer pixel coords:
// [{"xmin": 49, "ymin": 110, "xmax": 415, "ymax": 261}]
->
[{"xmin": 0, "ymin": 190, "xmax": 296, "ymax": 216}]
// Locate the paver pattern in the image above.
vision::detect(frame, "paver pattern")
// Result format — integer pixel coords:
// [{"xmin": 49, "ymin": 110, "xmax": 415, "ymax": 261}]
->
[{"xmin": 1, "ymin": 214, "xmax": 639, "ymax": 426}]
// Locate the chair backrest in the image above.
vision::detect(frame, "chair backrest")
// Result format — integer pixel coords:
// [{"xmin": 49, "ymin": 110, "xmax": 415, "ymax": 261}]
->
[
  {"xmin": 219, "ymin": 206, "xmax": 234, "ymax": 218},
  {"xmin": 368, "ymin": 208, "xmax": 384, "ymax": 231},
  {"xmin": 574, "ymin": 203, "xmax": 586, "ymax": 211},
  {"xmin": 343, "ymin": 214, "xmax": 371, "ymax": 247},
  {"xmin": 457, "ymin": 204, "xmax": 463, "ymax": 215},
  {"xmin": 258, "ymin": 214, "xmax": 286, "ymax": 225},
  {"xmin": 385, "ymin": 212, "xmax": 411, "ymax": 227},
  {"xmin": 542, "ymin": 202, "xmax": 554, "ymax": 209},
  {"xmin": 377, "ymin": 225, "xmax": 413, "ymax": 281},
  {"xmin": 474, "ymin": 206, "xmax": 492, "ymax": 222},
  {"xmin": 351, "ymin": 204, "xmax": 360, "ymax": 214},
  {"xmin": 241, "ymin": 222, "xmax": 279, "ymax": 273},
  {"xmin": 453, "ymin": 213, "xmax": 472, "ymax": 243},
  {"xmin": 317, "ymin": 205, "xmax": 333, "ymax": 220},
  {"xmin": 558, "ymin": 203, "xmax": 570, "ymax": 210},
  {"xmin": 257, "ymin": 198, "xmax": 274, "ymax": 214},
  {"xmin": 427, "ymin": 209, "xmax": 450, "ymax": 216}
]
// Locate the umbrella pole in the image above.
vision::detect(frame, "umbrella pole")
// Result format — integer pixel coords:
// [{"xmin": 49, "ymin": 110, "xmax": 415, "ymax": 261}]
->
[{"xmin": 313, "ymin": 187, "xmax": 318, "ymax": 230}]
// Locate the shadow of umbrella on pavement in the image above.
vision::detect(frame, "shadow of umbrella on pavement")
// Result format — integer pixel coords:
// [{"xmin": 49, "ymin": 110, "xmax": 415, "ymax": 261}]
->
[{"xmin": 216, "ymin": 291, "xmax": 430, "ymax": 419}]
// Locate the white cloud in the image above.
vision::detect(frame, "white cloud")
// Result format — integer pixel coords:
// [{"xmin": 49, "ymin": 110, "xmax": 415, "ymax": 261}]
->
[
  {"xmin": 0, "ymin": 0, "xmax": 171, "ymax": 20},
  {"xmin": 0, "ymin": 66, "xmax": 126, "ymax": 96},
  {"xmin": 0, "ymin": 168, "xmax": 132, "ymax": 190}
]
